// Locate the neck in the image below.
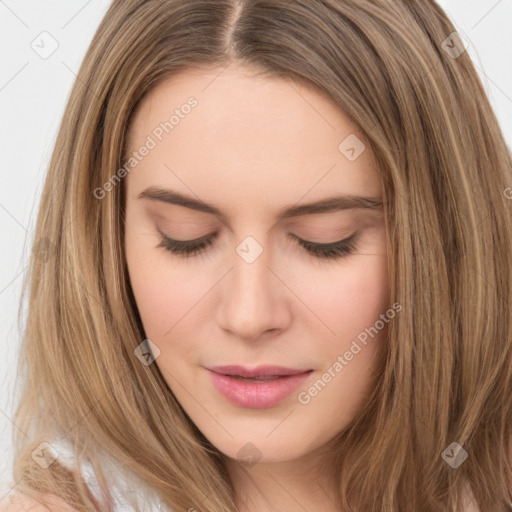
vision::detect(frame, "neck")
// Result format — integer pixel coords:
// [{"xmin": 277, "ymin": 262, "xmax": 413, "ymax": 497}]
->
[{"xmin": 226, "ymin": 444, "xmax": 341, "ymax": 512}]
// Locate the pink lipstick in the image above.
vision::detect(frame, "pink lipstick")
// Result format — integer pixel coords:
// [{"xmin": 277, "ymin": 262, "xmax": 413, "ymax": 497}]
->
[{"xmin": 206, "ymin": 365, "xmax": 313, "ymax": 408}]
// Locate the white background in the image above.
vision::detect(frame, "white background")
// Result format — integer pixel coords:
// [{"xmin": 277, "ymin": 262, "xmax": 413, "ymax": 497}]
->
[{"xmin": 1, "ymin": 0, "xmax": 511, "ymax": 494}]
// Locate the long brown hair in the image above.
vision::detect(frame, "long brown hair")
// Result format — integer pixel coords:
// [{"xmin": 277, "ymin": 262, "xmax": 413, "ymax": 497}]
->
[{"xmin": 8, "ymin": 1, "xmax": 512, "ymax": 511}]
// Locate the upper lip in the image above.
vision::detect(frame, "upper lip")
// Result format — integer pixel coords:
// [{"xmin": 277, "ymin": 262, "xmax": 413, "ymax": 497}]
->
[{"xmin": 207, "ymin": 365, "xmax": 312, "ymax": 378}]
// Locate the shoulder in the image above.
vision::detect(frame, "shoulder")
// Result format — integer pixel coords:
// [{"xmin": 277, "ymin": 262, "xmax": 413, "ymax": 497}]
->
[{"xmin": 0, "ymin": 491, "xmax": 79, "ymax": 512}]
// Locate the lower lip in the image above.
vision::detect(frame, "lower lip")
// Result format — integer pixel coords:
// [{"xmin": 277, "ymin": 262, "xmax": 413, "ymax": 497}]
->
[{"xmin": 207, "ymin": 369, "xmax": 313, "ymax": 408}]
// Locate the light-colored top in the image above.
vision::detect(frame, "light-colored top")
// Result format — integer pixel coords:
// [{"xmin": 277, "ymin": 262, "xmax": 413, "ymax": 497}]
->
[
  {"xmin": 0, "ymin": 486, "xmax": 484, "ymax": 512},
  {"xmin": 0, "ymin": 491, "xmax": 78, "ymax": 511},
  {"xmin": 0, "ymin": 438, "xmax": 163, "ymax": 511},
  {"xmin": 0, "ymin": 438, "xmax": 487, "ymax": 512}
]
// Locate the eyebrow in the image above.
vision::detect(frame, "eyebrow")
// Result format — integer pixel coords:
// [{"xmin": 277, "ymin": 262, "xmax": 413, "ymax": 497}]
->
[{"xmin": 138, "ymin": 186, "xmax": 383, "ymax": 221}]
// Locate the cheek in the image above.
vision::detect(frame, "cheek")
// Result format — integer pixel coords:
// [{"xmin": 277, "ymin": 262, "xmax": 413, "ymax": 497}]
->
[
  {"xmin": 129, "ymin": 270, "xmax": 206, "ymax": 345},
  {"xmin": 125, "ymin": 230, "xmax": 198, "ymax": 341},
  {"xmin": 295, "ymin": 257, "xmax": 389, "ymax": 421},
  {"xmin": 300, "ymin": 254, "xmax": 389, "ymax": 343}
]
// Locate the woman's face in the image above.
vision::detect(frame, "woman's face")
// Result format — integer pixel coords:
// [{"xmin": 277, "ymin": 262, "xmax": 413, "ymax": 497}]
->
[{"xmin": 124, "ymin": 64, "xmax": 390, "ymax": 464}]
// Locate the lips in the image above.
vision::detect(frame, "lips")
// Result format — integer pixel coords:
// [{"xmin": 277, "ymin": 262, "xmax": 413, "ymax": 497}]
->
[
  {"xmin": 208, "ymin": 365, "xmax": 311, "ymax": 378},
  {"xmin": 206, "ymin": 365, "xmax": 314, "ymax": 408}
]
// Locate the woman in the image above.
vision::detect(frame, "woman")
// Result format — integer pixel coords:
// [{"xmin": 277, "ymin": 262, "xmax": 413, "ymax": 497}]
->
[{"xmin": 1, "ymin": 0, "xmax": 511, "ymax": 511}]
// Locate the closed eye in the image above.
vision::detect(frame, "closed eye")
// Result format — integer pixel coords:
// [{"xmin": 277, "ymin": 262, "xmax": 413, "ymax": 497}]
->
[
  {"xmin": 156, "ymin": 228, "xmax": 358, "ymax": 261},
  {"xmin": 158, "ymin": 232, "xmax": 215, "ymax": 258},
  {"xmin": 289, "ymin": 232, "xmax": 357, "ymax": 259}
]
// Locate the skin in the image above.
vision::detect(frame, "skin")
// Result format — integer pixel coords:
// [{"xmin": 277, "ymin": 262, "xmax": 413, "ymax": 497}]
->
[{"xmin": 124, "ymin": 63, "xmax": 389, "ymax": 512}]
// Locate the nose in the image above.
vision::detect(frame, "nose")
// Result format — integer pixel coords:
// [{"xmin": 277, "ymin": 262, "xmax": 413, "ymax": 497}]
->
[{"xmin": 216, "ymin": 239, "xmax": 291, "ymax": 342}]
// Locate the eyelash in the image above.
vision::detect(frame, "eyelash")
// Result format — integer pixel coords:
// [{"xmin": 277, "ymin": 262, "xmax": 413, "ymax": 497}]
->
[{"xmin": 157, "ymin": 230, "xmax": 357, "ymax": 260}]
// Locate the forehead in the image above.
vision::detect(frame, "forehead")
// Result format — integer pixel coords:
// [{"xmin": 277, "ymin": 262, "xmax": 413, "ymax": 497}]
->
[{"xmin": 125, "ymin": 65, "xmax": 382, "ymax": 216}]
